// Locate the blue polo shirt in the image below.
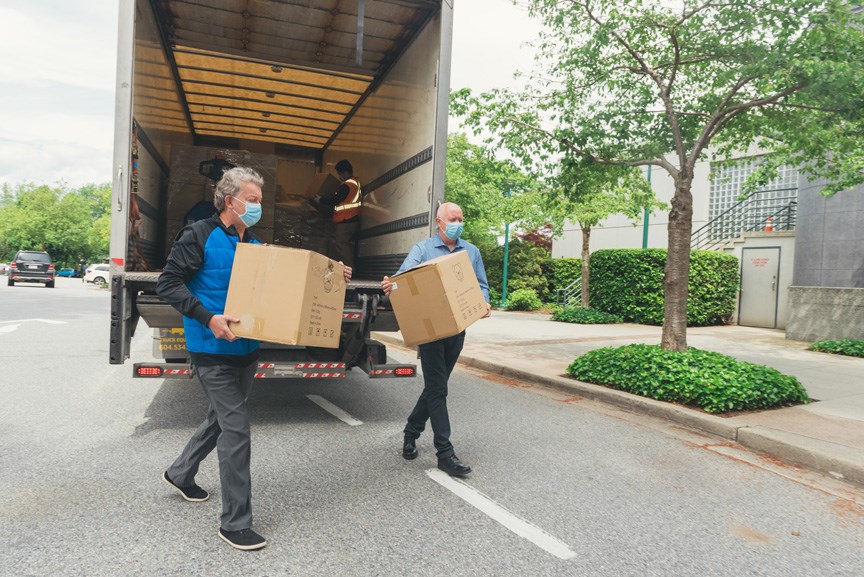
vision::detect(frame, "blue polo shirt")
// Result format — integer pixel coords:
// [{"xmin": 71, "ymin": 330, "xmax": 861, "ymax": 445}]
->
[{"xmin": 396, "ymin": 235, "xmax": 490, "ymax": 303}]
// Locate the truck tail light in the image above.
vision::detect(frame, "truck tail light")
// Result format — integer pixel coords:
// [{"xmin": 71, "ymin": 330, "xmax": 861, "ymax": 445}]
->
[
  {"xmin": 395, "ymin": 367, "xmax": 416, "ymax": 377},
  {"xmin": 136, "ymin": 366, "xmax": 163, "ymax": 377}
]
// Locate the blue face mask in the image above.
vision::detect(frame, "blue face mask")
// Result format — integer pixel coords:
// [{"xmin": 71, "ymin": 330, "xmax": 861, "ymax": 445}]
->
[
  {"xmin": 232, "ymin": 197, "xmax": 262, "ymax": 227},
  {"xmin": 443, "ymin": 221, "xmax": 464, "ymax": 240}
]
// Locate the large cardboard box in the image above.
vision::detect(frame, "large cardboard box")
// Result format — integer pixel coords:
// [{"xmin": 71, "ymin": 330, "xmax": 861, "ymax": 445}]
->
[
  {"xmin": 225, "ymin": 244, "xmax": 345, "ymax": 348},
  {"xmin": 305, "ymin": 172, "xmax": 341, "ymax": 199},
  {"xmin": 388, "ymin": 251, "xmax": 488, "ymax": 347}
]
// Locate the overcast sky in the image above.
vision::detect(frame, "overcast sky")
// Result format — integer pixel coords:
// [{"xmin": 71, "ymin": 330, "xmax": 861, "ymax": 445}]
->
[{"xmin": 0, "ymin": 0, "xmax": 542, "ymax": 189}]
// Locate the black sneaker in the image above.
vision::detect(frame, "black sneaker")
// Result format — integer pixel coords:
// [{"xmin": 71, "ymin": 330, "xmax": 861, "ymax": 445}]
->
[
  {"xmin": 162, "ymin": 471, "xmax": 209, "ymax": 502},
  {"xmin": 219, "ymin": 528, "xmax": 267, "ymax": 551}
]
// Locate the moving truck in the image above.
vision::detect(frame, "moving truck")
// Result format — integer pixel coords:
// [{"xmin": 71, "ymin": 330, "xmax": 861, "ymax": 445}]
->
[{"xmin": 109, "ymin": 0, "xmax": 453, "ymax": 379}]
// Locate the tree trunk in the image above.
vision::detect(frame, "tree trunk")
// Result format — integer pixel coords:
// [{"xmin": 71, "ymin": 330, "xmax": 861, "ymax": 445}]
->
[
  {"xmin": 581, "ymin": 226, "xmax": 591, "ymax": 308},
  {"xmin": 661, "ymin": 174, "xmax": 694, "ymax": 352}
]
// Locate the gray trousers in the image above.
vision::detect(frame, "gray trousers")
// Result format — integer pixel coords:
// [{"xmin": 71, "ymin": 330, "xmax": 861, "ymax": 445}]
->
[{"xmin": 167, "ymin": 362, "xmax": 256, "ymax": 531}]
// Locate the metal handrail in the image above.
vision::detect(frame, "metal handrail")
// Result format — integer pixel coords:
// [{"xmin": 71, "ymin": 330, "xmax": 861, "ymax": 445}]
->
[
  {"xmin": 556, "ymin": 277, "xmax": 583, "ymax": 308},
  {"xmin": 691, "ymin": 187, "xmax": 798, "ymax": 251}
]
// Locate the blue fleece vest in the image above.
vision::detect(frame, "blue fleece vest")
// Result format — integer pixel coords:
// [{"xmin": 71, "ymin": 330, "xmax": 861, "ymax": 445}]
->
[{"xmin": 183, "ymin": 227, "xmax": 260, "ymax": 356}]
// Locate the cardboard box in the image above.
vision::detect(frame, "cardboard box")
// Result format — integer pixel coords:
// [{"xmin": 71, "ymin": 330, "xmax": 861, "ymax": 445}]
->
[
  {"xmin": 388, "ymin": 251, "xmax": 488, "ymax": 347},
  {"xmin": 305, "ymin": 172, "xmax": 342, "ymax": 200},
  {"xmin": 225, "ymin": 243, "xmax": 345, "ymax": 348}
]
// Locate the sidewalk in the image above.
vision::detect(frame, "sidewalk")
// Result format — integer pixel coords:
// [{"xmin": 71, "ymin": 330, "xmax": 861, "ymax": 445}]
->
[{"xmin": 373, "ymin": 311, "xmax": 864, "ymax": 488}]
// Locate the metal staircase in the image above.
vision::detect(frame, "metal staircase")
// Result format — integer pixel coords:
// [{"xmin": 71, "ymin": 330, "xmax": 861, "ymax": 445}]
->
[{"xmin": 691, "ymin": 187, "xmax": 798, "ymax": 251}]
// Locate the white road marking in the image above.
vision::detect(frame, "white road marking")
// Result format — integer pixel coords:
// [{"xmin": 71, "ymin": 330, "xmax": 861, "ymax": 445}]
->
[
  {"xmin": 0, "ymin": 318, "xmax": 66, "ymax": 324},
  {"xmin": 425, "ymin": 468, "xmax": 577, "ymax": 560},
  {"xmin": 306, "ymin": 395, "xmax": 363, "ymax": 426},
  {"xmin": 0, "ymin": 324, "xmax": 21, "ymax": 334}
]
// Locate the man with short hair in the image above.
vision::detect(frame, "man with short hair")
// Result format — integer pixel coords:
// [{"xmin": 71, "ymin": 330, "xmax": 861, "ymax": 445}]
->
[
  {"xmin": 381, "ymin": 202, "xmax": 491, "ymax": 477},
  {"xmin": 157, "ymin": 166, "xmax": 352, "ymax": 550}
]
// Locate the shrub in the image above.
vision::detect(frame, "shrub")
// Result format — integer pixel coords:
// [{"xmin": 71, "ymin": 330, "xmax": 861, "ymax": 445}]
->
[
  {"xmin": 589, "ymin": 249, "xmax": 738, "ymax": 326},
  {"xmin": 505, "ymin": 288, "xmax": 543, "ymax": 311},
  {"xmin": 489, "ymin": 287, "xmax": 501, "ymax": 308},
  {"xmin": 552, "ymin": 307, "xmax": 623, "ymax": 324},
  {"xmin": 541, "ymin": 258, "xmax": 582, "ymax": 300},
  {"xmin": 484, "ymin": 240, "xmax": 552, "ymax": 302},
  {"xmin": 566, "ymin": 344, "xmax": 809, "ymax": 413},
  {"xmin": 809, "ymin": 339, "xmax": 864, "ymax": 358}
]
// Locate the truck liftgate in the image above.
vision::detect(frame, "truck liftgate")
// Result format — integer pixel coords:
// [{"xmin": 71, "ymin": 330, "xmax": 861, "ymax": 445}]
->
[{"xmin": 114, "ymin": 274, "xmax": 416, "ymax": 380}]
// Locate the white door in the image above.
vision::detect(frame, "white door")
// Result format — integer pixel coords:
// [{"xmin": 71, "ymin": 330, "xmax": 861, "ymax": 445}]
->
[{"xmin": 738, "ymin": 247, "xmax": 781, "ymax": 329}]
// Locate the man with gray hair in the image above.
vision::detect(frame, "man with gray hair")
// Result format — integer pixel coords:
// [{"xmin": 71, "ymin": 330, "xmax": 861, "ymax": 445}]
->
[
  {"xmin": 157, "ymin": 167, "xmax": 352, "ymax": 550},
  {"xmin": 381, "ymin": 202, "xmax": 490, "ymax": 477}
]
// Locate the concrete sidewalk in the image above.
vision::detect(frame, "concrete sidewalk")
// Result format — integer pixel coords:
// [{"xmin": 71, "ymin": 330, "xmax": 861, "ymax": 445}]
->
[{"xmin": 373, "ymin": 311, "xmax": 864, "ymax": 488}]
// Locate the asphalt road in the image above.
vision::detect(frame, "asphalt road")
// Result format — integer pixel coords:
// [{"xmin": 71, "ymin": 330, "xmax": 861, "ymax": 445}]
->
[{"xmin": 0, "ymin": 277, "xmax": 862, "ymax": 577}]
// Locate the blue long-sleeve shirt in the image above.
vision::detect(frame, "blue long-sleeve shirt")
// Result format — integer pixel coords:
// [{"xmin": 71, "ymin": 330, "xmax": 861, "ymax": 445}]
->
[{"xmin": 395, "ymin": 235, "xmax": 490, "ymax": 303}]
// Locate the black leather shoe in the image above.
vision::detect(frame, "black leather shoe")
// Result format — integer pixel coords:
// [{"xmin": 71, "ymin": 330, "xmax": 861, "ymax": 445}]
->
[
  {"xmin": 402, "ymin": 437, "xmax": 418, "ymax": 460},
  {"xmin": 437, "ymin": 455, "xmax": 471, "ymax": 477}
]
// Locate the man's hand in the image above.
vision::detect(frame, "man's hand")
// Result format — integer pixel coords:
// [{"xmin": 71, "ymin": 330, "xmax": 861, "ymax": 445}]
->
[
  {"xmin": 341, "ymin": 263, "xmax": 352, "ymax": 283},
  {"xmin": 381, "ymin": 275, "xmax": 393, "ymax": 296},
  {"xmin": 208, "ymin": 314, "xmax": 239, "ymax": 341},
  {"xmin": 484, "ymin": 302, "xmax": 492, "ymax": 318}
]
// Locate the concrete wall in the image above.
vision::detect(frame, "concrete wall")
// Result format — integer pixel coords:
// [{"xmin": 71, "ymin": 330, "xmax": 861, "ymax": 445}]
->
[
  {"xmin": 786, "ymin": 179, "xmax": 864, "ymax": 342},
  {"xmin": 786, "ymin": 287, "xmax": 864, "ymax": 341},
  {"xmin": 792, "ymin": 180, "xmax": 864, "ymax": 288}
]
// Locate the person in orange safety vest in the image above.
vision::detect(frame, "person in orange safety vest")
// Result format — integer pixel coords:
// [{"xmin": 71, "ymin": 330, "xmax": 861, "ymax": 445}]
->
[{"xmin": 317, "ymin": 159, "xmax": 362, "ymax": 267}]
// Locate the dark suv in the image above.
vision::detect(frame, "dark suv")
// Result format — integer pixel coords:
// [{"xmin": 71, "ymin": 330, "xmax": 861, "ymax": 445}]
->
[{"xmin": 8, "ymin": 250, "xmax": 55, "ymax": 288}]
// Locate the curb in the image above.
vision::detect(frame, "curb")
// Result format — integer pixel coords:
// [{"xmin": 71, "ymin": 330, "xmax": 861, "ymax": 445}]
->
[{"xmin": 373, "ymin": 331, "xmax": 864, "ymax": 488}]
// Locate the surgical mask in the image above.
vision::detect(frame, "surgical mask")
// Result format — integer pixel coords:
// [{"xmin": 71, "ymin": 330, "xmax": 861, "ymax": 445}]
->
[
  {"xmin": 232, "ymin": 197, "xmax": 262, "ymax": 227},
  {"xmin": 443, "ymin": 221, "xmax": 464, "ymax": 240}
]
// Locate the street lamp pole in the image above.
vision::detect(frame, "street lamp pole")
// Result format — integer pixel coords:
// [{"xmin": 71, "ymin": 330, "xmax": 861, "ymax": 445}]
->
[
  {"xmin": 501, "ymin": 180, "xmax": 514, "ymax": 308},
  {"xmin": 642, "ymin": 165, "xmax": 652, "ymax": 249}
]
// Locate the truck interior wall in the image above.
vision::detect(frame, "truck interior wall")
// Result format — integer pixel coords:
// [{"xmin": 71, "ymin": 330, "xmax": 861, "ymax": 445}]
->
[
  {"xmin": 325, "ymin": 11, "xmax": 445, "ymax": 278},
  {"xmin": 129, "ymin": 0, "xmax": 192, "ymax": 271}
]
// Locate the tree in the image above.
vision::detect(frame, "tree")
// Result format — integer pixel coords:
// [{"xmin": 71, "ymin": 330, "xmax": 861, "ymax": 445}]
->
[
  {"xmin": 445, "ymin": 132, "xmax": 545, "ymax": 249},
  {"xmin": 455, "ymin": 0, "xmax": 864, "ymax": 350},
  {"xmin": 0, "ymin": 182, "xmax": 111, "ymax": 265},
  {"xmin": 549, "ymin": 159, "xmax": 660, "ymax": 307}
]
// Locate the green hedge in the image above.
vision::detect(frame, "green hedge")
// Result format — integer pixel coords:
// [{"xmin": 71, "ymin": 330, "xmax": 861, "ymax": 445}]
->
[
  {"xmin": 551, "ymin": 307, "xmax": 623, "ymax": 324},
  {"xmin": 808, "ymin": 339, "xmax": 864, "ymax": 358},
  {"xmin": 567, "ymin": 344, "xmax": 809, "ymax": 413},
  {"xmin": 541, "ymin": 258, "xmax": 582, "ymax": 300},
  {"xmin": 588, "ymin": 249, "xmax": 738, "ymax": 326}
]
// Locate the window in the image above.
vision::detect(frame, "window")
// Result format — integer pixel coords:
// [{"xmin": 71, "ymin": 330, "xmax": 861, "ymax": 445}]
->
[{"xmin": 709, "ymin": 158, "xmax": 798, "ymax": 236}]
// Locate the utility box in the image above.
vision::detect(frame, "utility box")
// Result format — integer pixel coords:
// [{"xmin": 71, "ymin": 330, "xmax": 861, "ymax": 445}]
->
[
  {"xmin": 388, "ymin": 250, "xmax": 488, "ymax": 346},
  {"xmin": 225, "ymin": 244, "xmax": 346, "ymax": 348}
]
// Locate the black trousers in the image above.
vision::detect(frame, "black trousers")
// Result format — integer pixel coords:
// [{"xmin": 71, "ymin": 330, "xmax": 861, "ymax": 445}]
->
[{"xmin": 404, "ymin": 331, "xmax": 466, "ymax": 458}]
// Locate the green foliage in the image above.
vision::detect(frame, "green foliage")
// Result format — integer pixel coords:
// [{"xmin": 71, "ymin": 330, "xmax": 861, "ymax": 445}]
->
[
  {"xmin": 541, "ymin": 257, "xmax": 581, "ymax": 298},
  {"xmin": 0, "ymin": 182, "xmax": 111, "ymax": 265},
  {"xmin": 567, "ymin": 344, "xmax": 809, "ymax": 413},
  {"xmin": 484, "ymin": 239, "xmax": 551, "ymax": 303},
  {"xmin": 444, "ymin": 132, "xmax": 548, "ymax": 247},
  {"xmin": 589, "ymin": 249, "xmax": 738, "ymax": 326},
  {"xmin": 809, "ymin": 339, "xmax": 864, "ymax": 358},
  {"xmin": 552, "ymin": 307, "xmax": 623, "ymax": 324},
  {"xmin": 505, "ymin": 288, "xmax": 543, "ymax": 311}
]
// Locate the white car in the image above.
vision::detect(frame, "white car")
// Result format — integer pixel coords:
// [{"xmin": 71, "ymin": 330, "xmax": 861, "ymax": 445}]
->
[
  {"xmin": 84, "ymin": 264, "xmax": 111, "ymax": 284},
  {"xmin": 0, "ymin": 262, "xmax": 7, "ymax": 275}
]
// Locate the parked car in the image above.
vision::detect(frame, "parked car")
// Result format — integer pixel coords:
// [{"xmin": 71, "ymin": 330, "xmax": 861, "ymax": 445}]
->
[
  {"xmin": 84, "ymin": 264, "xmax": 111, "ymax": 285},
  {"xmin": 8, "ymin": 250, "xmax": 55, "ymax": 288},
  {"xmin": 56, "ymin": 268, "xmax": 83, "ymax": 278}
]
